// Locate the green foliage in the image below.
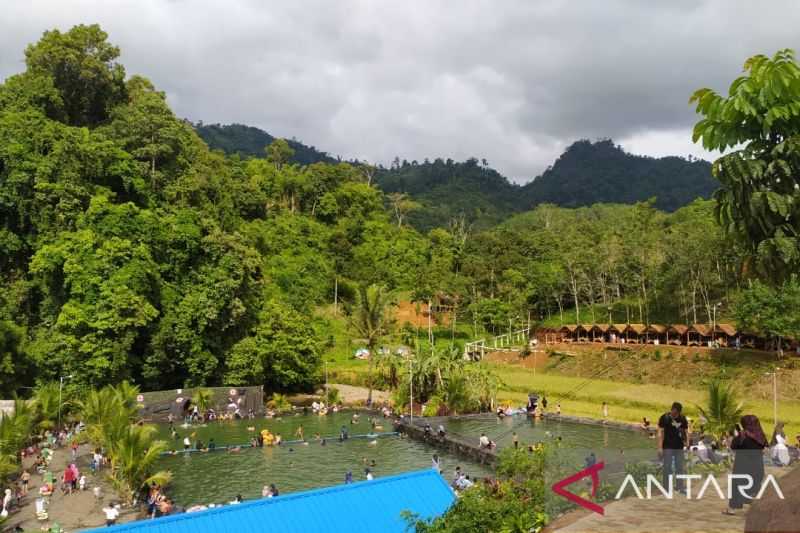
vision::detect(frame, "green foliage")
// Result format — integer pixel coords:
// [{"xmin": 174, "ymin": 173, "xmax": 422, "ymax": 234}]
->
[
  {"xmin": 23, "ymin": 24, "xmax": 127, "ymax": 126},
  {"xmin": 225, "ymin": 300, "xmax": 321, "ymax": 392},
  {"xmin": 0, "ymin": 321, "xmax": 32, "ymax": 396},
  {"xmin": 409, "ymin": 447, "xmax": 553, "ymax": 533},
  {"xmin": 266, "ymin": 392, "xmax": 292, "ymax": 411},
  {"xmin": 378, "ymin": 142, "xmax": 715, "ymax": 232},
  {"xmin": 192, "ymin": 388, "xmax": 213, "ymax": 414},
  {"xmin": 195, "ymin": 123, "xmax": 335, "ymax": 165},
  {"xmin": 345, "ymin": 284, "xmax": 396, "ymax": 402},
  {"xmin": 691, "ymin": 49, "xmax": 800, "ymax": 282},
  {"xmin": 696, "ymin": 379, "xmax": 744, "ymax": 439},
  {"xmin": 323, "ymin": 387, "xmax": 341, "ymax": 406},
  {"xmin": 733, "ymin": 278, "xmax": 800, "ymax": 344}
]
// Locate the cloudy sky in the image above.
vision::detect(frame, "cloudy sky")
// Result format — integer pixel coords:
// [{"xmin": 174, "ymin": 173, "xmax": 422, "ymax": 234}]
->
[{"xmin": 2, "ymin": 1, "xmax": 798, "ymax": 182}]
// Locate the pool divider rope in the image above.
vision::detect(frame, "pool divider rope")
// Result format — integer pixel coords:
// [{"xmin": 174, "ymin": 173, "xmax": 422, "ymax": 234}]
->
[{"xmin": 159, "ymin": 431, "xmax": 400, "ymax": 455}]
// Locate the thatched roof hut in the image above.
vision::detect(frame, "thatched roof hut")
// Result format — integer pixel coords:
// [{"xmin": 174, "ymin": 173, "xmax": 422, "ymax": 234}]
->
[
  {"xmin": 667, "ymin": 324, "xmax": 688, "ymax": 336},
  {"xmin": 714, "ymin": 323, "xmax": 738, "ymax": 336}
]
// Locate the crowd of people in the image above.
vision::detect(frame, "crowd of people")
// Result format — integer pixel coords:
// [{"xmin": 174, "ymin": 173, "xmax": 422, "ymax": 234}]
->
[{"xmin": 654, "ymin": 400, "xmax": 799, "ymax": 516}]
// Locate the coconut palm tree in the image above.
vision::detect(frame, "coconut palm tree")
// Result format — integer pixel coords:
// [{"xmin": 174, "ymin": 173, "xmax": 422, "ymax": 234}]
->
[
  {"xmin": 346, "ymin": 284, "xmax": 396, "ymax": 404},
  {"xmin": 109, "ymin": 424, "xmax": 171, "ymax": 504},
  {"xmin": 0, "ymin": 398, "xmax": 34, "ymax": 477},
  {"xmin": 697, "ymin": 379, "xmax": 744, "ymax": 439}
]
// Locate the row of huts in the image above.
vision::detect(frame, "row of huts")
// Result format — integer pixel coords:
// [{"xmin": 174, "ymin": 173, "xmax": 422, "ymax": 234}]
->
[{"xmin": 535, "ymin": 323, "xmax": 770, "ymax": 349}]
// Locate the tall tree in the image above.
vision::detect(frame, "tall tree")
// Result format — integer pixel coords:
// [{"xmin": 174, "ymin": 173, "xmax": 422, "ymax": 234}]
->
[
  {"xmin": 24, "ymin": 24, "xmax": 127, "ymax": 127},
  {"xmin": 691, "ymin": 49, "xmax": 800, "ymax": 283},
  {"xmin": 346, "ymin": 284, "xmax": 395, "ymax": 404}
]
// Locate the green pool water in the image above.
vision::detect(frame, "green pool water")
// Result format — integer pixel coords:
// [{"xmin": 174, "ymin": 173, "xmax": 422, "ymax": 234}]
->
[
  {"xmin": 441, "ymin": 414, "xmax": 656, "ymax": 477},
  {"xmin": 155, "ymin": 412, "xmax": 491, "ymax": 506}
]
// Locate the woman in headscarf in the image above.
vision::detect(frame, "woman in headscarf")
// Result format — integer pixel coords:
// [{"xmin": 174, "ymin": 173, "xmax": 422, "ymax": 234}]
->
[
  {"xmin": 770, "ymin": 422, "xmax": 790, "ymax": 466},
  {"xmin": 724, "ymin": 415, "xmax": 767, "ymax": 516}
]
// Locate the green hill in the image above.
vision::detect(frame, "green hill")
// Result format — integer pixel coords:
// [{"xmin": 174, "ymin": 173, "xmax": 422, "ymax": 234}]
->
[
  {"xmin": 195, "ymin": 122, "xmax": 337, "ymax": 165},
  {"xmin": 191, "ymin": 123, "xmax": 718, "ymax": 231},
  {"xmin": 521, "ymin": 139, "xmax": 716, "ymax": 212}
]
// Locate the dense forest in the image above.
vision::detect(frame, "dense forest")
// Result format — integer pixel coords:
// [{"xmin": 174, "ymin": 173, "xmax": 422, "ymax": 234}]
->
[
  {"xmin": 200, "ymin": 122, "xmax": 718, "ymax": 231},
  {"xmin": 1, "ymin": 25, "xmax": 795, "ymax": 398}
]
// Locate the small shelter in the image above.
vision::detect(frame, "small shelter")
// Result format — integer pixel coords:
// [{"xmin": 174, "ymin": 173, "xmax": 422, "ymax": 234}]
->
[
  {"xmin": 713, "ymin": 323, "xmax": 738, "ymax": 347},
  {"xmin": 644, "ymin": 324, "xmax": 667, "ymax": 344},
  {"xmin": 587, "ymin": 324, "xmax": 611, "ymax": 342},
  {"xmin": 610, "ymin": 324, "xmax": 627, "ymax": 343},
  {"xmin": 558, "ymin": 325, "xmax": 578, "ymax": 342},
  {"xmin": 666, "ymin": 325, "xmax": 688, "ymax": 345},
  {"xmin": 624, "ymin": 323, "xmax": 647, "ymax": 344},
  {"xmin": 687, "ymin": 324, "xmax": 712, "ymax": 346}
]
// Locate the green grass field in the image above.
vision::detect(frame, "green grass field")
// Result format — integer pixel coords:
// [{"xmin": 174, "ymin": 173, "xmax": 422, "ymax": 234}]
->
[{"xmin": 320, "ymin": 307, "xmax": 800, "ymax": 437}]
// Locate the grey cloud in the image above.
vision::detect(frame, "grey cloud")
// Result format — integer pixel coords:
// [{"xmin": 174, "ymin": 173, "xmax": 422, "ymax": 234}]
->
[{"xmin": 2, "ymin": 0, "xmax": 799, "ymax": 182}]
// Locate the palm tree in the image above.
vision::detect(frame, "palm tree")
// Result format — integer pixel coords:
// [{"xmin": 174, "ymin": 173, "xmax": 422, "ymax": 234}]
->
[
  {"xmin": 109, "ymin": 424, "xmax": 171, "ymax": 504},
  {"xmin": 32, "ymin": 382, "xmax": 62, "ymax": 431},
  {"xmin": 192, "ymin": 388, "xmax": 213, "ymax": 418},
  {"xmin": 346, "ymin": 284, "xmax": 395, "ymax": 404},
  {"xmin": 267, "ymin": 393, "xmax": 292, "ymax": 412},
  {"xmin": 697, "ymin": 379, "xmax": 744, "ymax": 439}
]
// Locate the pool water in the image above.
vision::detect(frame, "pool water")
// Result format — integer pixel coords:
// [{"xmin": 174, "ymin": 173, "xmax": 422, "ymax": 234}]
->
[
  {"xmin": 442, "ymin": 414, "xmax": 656, "ymax": 478},
  {"xmin": 155, "ymin": 412, "xmax": 491, "ymax": 506}
]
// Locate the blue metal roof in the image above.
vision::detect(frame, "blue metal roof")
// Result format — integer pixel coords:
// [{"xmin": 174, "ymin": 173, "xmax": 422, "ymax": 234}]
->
[{"xmin": 90, "ymin": 469, "xmax": 455, "ymax": 533}]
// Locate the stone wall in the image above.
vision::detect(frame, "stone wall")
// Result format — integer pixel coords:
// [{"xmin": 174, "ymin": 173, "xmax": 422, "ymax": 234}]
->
[
  {"xmin": 138, "ymin": 385, "xmax": 265, "ymax": 421},
  {"xmin": 394, "ymin": 418, "xmax": 498, "ymax": 467}
]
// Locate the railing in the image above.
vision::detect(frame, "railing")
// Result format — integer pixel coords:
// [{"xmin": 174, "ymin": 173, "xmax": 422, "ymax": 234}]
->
[{"xmin": 464, "ymin": 328, "xmax": 530, "ymax": 360}]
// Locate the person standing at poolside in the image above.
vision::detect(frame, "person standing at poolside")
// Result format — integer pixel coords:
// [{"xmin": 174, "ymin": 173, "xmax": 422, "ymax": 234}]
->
[
  {"xmin": 602, "ymin": 402, "xmax": 608, "ymax": 422},
  {"xmin": 658, "ymin": 401, "xmax": 688, "ymax": 493},
  {"xmin": 724, "ymin": 415, "xmax": 768, "ymax": 515},
  {"xmin": 512, "ymin": 432, "xmax": 519, "ymax": 449}
]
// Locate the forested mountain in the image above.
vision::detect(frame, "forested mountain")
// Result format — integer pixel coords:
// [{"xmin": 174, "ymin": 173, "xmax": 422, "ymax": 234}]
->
[
  {"xmin": 195, "ymin": 123, "xmax": 336, "ymax": 165},
  {"xmin": 191, "ymin": 125, "xmax": 718, "ymax": 231},
  {"xmin": 376, "ymin": 158, "xmax": 526, "ymax": 230},
  {"xmin": 379, "ymin": 140, "xmax": 717, "ymax": 230},
  {"xmin": 520, "ymin": 139, "xmax": 716, "ymax": 212}
]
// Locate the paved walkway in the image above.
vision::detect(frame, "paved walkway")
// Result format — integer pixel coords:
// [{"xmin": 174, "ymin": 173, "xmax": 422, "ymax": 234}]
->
[
  {"xmin": 550, "ymin": 466, "xmax": 792, "ymax": 533},
  {"xmin": 8, "ymin": 443, "xmax": 138, "ymax": 532}
]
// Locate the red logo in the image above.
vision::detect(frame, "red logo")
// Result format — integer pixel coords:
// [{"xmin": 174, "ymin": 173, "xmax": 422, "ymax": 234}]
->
[{"xmin": 551, "ymin": 461, "xmax": 605, "ymax": 515}]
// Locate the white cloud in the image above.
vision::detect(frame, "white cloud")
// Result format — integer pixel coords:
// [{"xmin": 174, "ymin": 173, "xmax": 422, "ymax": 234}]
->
[{"xmin": 1, "ymin": 0, "xmax": 798, "ymax": 181}]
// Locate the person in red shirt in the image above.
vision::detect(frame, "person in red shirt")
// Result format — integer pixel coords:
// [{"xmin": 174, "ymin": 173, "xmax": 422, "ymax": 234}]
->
[{"xmin": 62, "ymin": 467, "xmax": 75, "ymax": 494}]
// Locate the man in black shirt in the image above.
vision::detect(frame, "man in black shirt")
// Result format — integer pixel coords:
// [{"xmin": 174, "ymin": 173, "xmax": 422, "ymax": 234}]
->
[{"xmin": 658, "ymin": 401, "xmax": 688, "ymax": 493}]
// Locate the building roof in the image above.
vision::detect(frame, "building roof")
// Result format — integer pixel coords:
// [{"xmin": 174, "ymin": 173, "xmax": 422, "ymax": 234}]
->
[
  {"xmin": 689, "ymin": 324, "xmax": 712, "ymax": 336},
  {"xmin": 91, "ymin": 470, "xmax": 454, "ymax": 533},
  {"xmin": 611, "ymin": 324, "xmax": 628, "ymax": 333},
  {"xmin": 645, "ymin": 324, "xmax": 667, "ymax": 334},
  {"xmin": 588, "ymin": 324, "xmax": 610, "ymax": 333},
  {"xmin": 714, "ymin": 323, "xmax": 738, "ymax": 336},
  {"xmin": 667, "ymin": 324, "xmax": 688, "ymax": 335},
  {"xmin": 625, "ymin": 323, "xmax": 647, "ymax": 334}
]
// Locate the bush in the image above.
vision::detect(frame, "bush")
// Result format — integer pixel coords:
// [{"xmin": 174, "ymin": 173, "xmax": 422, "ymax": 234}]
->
[{"xmin": 651, "ymin": 350, "xmax": 661, "ymax": 361}]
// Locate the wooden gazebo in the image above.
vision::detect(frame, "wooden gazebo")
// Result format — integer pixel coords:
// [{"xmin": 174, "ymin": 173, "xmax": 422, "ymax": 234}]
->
[
  {"xmin": 644, "ymin": 324, "xmax": 667, "ymax": 344},
  {"xmin": 559, "ymin": 325, "xmax": 579, "ymax": 342},
  {"xmin": 688, "ymin": 324, "xmax": 712, "ymax": 346},
  {"xmin": 624, "ymin": 323, "xmax": 647, "ymax": 344},
  {"xmin": 666, "ymin": 324, "xmax": 688, "ymax": 345},
  {"xmin": 610, "ymin": 324, "xmax": 627, "ymax": 343},
  {"xmin": 588, "ymin": 324, "xmax": 610, "ymax": 342},
  {"xmin": 713, "ymin": 323, "xmax": 738, "ymax": 347}
]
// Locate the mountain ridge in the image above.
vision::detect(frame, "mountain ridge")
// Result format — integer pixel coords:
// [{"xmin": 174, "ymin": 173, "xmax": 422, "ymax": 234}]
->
[{"xmin": 195, "ymin": 123, "xmax": 718, "ymax": 230}]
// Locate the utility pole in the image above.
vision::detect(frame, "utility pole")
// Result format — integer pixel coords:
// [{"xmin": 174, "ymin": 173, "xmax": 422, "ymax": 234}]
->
[{"xmin": 409, "ymin": 357, "xmax": 414, "ymax": 423}]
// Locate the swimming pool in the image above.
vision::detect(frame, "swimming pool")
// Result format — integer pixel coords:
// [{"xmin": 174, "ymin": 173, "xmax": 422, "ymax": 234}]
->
[
  {"xmin": 155, "ymin": 412, "xmax": 491, "ymax": 506},
  {"xmin": 440, "ymin": 414, "xmax": 656, "ymax": 477}
]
